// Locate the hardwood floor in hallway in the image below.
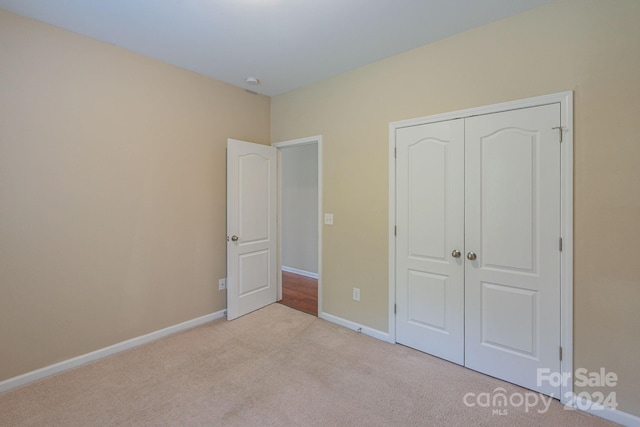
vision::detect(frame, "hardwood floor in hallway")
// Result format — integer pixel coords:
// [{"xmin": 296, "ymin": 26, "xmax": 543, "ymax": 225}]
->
[{"xmin": 279, "ymin": 271, "xmax": 318, "ymax": 316}]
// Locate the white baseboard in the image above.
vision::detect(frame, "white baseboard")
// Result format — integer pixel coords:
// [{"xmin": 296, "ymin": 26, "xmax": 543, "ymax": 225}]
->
[
  {"xmin": 281, "ymin": 266, "xmax": 319, "ymax": 279},
  {"xmin": 0, "ymin": 309, "xmax": 226, "ymax": 394},
  {"xmin": 319, "ymin": 311, "xmax": 392, "ymax": 344},
  {"xmin": 569, "ymin": 394, "xmax": 640, "ymax": 427}
]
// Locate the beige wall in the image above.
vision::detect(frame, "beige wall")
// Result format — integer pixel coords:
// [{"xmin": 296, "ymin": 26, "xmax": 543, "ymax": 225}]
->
[
  {"xmin": 281, "ymin": 144, "xmax": 318, "ymax": 274},
  {"xmin": 272, "ymin": 0, "xmax": 640, "ymax": 416},
  {"xmin": 0, "ymin": 9, "xmax": 270, "ymax": 381}
]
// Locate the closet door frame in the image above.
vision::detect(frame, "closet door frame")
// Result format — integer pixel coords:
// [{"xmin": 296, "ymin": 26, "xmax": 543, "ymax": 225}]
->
[{"xmin": 388, "ymin": 91, "xmax": 573, "ymax": 405}]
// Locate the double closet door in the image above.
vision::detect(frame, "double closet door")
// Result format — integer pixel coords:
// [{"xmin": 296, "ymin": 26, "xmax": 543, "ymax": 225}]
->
[{"xmin": 395, "ymin": 104, "xmax": 561, "ymax": 396}]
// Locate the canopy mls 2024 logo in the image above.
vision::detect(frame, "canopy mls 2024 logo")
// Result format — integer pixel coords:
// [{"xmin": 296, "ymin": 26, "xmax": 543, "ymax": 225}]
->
[{"xmin": 463, "ymin": 368, "xmax": 618, "ymax": 416}]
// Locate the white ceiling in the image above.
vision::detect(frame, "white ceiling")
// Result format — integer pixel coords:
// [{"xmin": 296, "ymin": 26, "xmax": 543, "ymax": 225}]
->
[{"xmin": 0, "ymin": 0, "xmax": 552, "ymax": 96}]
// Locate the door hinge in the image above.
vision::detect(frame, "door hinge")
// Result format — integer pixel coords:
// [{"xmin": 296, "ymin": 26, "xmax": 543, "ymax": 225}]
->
[
  {"xmin": 559, "ymin": 346, "xmax": 563, "ymax": 361},
  {"xmin": 394, "ymin": 147, "xmax": 397, "ymax": 158},
  {"xmin": 552, "ymin": 126, "xmax": 564, "ymax": 143},
  {"xmin": 394, "ymin": 303, "xmax": 397, "ymax": 314},
  {"xmin": 559, "ymin": 237, "xmax": 563, "ymax": 252},
  {"xmin": 394, "ymin": 226, "xmax": 397, "ymax": 236}
]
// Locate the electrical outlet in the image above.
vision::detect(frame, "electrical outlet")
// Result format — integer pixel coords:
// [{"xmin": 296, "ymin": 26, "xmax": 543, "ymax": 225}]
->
[
  {"xmin": 218, "ymin": 278, "xmax": 226, "ymax": 290},
  {"xmin": 353, "ymin": 287, "xmax": 360, "ymax": 301},
  {"xmin": 324, "ymin": 213, "xmax": 334, "ymax": 225}
]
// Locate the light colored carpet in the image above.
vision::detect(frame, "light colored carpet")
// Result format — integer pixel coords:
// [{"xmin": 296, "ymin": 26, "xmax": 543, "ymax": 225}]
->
[{"xmin": 0, "ymin": 304, "xmax": 617, "ymax": 426}]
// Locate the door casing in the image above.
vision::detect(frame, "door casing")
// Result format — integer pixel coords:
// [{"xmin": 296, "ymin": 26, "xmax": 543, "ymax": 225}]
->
[{"xmin": 388, "ymin": 92, "xmax": 573, "ymax": 404}]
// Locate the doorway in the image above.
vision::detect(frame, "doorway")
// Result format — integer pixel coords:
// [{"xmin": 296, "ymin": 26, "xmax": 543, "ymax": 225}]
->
[{"xmin": 273, "ymin": 136, "xmax": 322, "ymax": 317}]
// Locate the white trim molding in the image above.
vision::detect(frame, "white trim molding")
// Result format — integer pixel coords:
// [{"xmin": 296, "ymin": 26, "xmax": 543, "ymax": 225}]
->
[
  {"xmin": 559, "ymin": 92, "xmax": 574, "ymax": 408},
  {"xmin": 0, "ymin": 310, "xmax": 226, "ymax": 394},
  {"xmin": 389, "ymin": 91, "xmax": 574, "ymax": 404},
  {"xmin": 568, "ymin": 395, "xmax": 640, "ymax": 427},
  {"xmin": 281, "ymin": 265, "xmax": 319, "ymax": 279},
  {"xmin": 273, "ymin": 135, "xmax": 322, "ymax": 149},
  {"xmin": 319, "ymin": 311, "xmax": 392, "ymax": 344}
]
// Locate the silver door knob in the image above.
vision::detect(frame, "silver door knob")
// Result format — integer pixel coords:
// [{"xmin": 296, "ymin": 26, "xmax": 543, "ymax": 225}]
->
[
  {"xmin": 231, "ymin": 235, "xmax": 239, "ymax": 242},
  {"xmin": 466, "ymin": 251, "xmax": 477, "ymax": 261},
  {"xmin": 451, "ymin": 250, "xmax": 461, "ymax": 258}
]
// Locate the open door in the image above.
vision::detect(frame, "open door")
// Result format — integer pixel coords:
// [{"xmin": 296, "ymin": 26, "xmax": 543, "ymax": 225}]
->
[{"xmin": 227, "ymin": 139, "xmax": 278, "ymax": 320}]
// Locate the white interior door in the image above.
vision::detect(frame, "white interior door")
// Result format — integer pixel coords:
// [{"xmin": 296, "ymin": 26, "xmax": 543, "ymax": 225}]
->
[
  {"xmin": 464, "ymin": 104, "xmax": 561, "ymax": 396},
  {"xmin": 395, "ymin": 119, "xmax": 465, "ymax": 364},
  {"xmin": 227, "ymin": 138, "xmax": 277, "ymax": 320}
]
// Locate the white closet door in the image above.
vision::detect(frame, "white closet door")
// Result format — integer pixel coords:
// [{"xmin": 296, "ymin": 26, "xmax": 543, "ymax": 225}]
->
[
  {"xmin": 464, "ymin": 104, "xmax": 561, "ymax": 396},
  {"xmin": 396, "ymin": 119, "xmax": 465, "ymax": 364}
]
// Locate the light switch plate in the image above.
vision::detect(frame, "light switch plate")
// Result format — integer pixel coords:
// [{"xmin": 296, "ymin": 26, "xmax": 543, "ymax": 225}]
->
[{"xmin": 324, "ymin": 213, "xmax": 334, "ymax": 225}]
